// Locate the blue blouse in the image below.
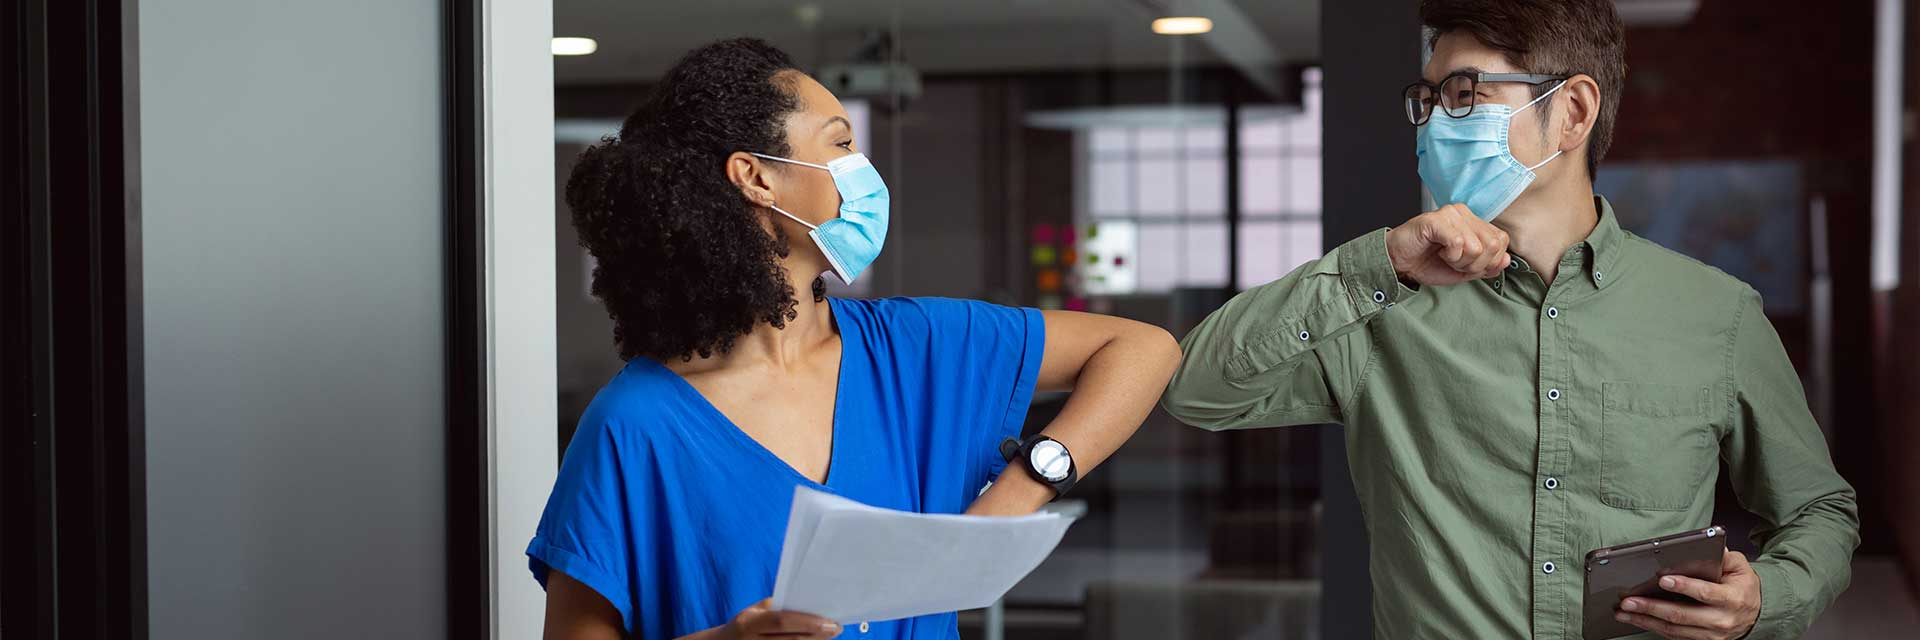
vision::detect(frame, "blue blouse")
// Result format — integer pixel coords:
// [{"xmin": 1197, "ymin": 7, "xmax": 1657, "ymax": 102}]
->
[{"xmin": 527, "ymin": 297, "xmax": 1046, "ymax": 639}]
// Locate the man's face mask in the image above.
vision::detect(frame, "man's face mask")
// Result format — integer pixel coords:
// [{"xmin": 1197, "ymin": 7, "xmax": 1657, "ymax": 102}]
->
[
  {"xmin": 750, "ymin": 152, "xmax": 891, "ymax": 285},
  {"xmin": 1416, "ymin": 79, "xmax": 1567, "ymax": 221}
]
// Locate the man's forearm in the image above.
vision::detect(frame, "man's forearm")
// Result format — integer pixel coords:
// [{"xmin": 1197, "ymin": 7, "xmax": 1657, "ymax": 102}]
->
[
  {"xmin": 1162, "ymin": 228, "xmax": 1408, "ymax": 430},
  {"xmin": 1726, "ymin": 290, "xmax": 1864, "ymax": 640},
  {"xmin": 1744, "ymin": 488, "xmax": 1861, "ymax": 640}
]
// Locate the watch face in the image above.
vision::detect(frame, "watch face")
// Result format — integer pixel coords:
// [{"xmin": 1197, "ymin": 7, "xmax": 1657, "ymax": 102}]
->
[{"xmin": 1029, "ymin": 440, "xmax": 1072, "ymax": 482}]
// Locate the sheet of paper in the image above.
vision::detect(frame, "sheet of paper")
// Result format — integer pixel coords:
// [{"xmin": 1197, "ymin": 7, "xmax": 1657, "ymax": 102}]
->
[{"xmin": 770, "ymin": 485, "xmax": 1073, "ymax": 624}]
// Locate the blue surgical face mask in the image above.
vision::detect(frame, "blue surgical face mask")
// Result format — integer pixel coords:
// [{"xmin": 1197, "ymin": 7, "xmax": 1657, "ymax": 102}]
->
[
  {"xmin": 750, "ymin": 151, "xmax": 890, "ymax": 285},
  {"xmin": 1416, "ymin": 80, "xmax": 1567, "ymax": 221}
]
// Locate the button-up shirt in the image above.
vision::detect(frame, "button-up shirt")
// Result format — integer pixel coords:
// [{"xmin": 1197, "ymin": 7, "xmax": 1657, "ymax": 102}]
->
[{"xmin": 1162, "ymin": 196, "xmax": 1858, "ymax": 639}]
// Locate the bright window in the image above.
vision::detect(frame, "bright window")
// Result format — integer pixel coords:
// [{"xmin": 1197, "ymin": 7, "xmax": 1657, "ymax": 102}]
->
[{"xmin": 1076, "ymin": 68, "xmax": 1323, "ymax": 294}]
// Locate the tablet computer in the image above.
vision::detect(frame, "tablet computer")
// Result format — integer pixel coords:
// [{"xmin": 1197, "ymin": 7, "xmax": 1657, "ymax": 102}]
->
[{"xmin": 1582, "ymin": 526, "xmax": 1726, "ymax": 640}]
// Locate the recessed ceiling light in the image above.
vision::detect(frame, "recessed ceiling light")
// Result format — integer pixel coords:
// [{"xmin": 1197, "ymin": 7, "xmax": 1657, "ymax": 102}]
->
[
  {"xmin": 1152, "ymin": 17, "xmax": 1213, "ymax": 35},
  {"xmin": 552, "ymin": 37, "xmax": 598, "ymax": 56}
]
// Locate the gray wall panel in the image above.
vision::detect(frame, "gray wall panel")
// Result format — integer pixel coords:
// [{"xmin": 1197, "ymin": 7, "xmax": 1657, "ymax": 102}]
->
[{"xmin": 140, "ymin": 1, "xmax": 448, "ymax": 637}]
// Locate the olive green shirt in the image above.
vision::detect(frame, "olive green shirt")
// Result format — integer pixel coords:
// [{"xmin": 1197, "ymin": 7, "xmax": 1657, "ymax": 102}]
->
[{"xmin": 1162, "ymin": 197, "xmax": 1858, "ymax": 639}]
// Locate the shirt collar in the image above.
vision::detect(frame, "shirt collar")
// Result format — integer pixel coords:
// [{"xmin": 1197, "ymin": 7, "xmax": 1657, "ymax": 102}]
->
[
  {"xmin": 1585, "ymin": 195, "xmax": 1624, "ymax": 289},
  {"xmin": 1489, "ymin": 194, "xmax": 1624, "ymax": 292}
]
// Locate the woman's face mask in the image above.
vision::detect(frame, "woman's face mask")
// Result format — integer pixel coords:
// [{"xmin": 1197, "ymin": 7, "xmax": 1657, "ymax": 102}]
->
[{"xmin": 750, "ymin": 152, "xmax": 891, "ymax": 285}]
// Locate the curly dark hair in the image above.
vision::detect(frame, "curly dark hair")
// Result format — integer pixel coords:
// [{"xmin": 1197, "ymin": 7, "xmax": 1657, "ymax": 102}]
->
[{"xmin": 567, "ymin": 38, "xmax": 827, "ymax": 362}]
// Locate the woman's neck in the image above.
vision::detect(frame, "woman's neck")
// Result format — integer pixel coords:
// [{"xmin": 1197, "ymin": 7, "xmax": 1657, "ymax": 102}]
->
[{"xmin": 670, "ymin": 265, "xmax": 836, "ymax": 376}]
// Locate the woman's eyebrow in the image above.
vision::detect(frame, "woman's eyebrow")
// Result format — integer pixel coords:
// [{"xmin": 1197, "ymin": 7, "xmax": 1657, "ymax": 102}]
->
[{"xmin": 820, "ymin": 116, "xmax": 851, "ymax": 134}]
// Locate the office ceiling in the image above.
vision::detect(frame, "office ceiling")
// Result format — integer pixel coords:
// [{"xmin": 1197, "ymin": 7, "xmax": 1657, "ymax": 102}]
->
[{"xmin": 552, "ymin": 0, "xmax": 1318, "ymax": 85}]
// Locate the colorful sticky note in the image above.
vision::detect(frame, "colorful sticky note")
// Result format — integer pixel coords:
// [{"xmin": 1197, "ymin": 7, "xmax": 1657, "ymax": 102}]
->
[
  {"xmin": 1037, "ymin": 269, "xmax": 1062, "ymax": 293},
  {"xmin": 1031, "ymin": 224, "xmax": 1056, "ymax": 244}
]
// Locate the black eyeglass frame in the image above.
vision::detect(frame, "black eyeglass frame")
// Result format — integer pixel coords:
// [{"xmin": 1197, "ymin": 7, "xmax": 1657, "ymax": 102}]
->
[{"xmin": 1403, "ymin": 72, "xmax": 1570, "ymax": 125}]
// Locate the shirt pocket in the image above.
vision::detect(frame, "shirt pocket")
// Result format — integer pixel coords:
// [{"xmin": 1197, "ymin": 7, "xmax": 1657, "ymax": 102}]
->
[{"xmin": 1600, "ymin": 381, "xmax": 1716, "ymax": 511}]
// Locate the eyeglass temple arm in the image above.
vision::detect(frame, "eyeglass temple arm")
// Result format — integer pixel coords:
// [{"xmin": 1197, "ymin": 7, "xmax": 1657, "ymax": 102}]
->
[{"xmin": 1476, "ymin": 73, "xmax": 1571, "ymax": 85}]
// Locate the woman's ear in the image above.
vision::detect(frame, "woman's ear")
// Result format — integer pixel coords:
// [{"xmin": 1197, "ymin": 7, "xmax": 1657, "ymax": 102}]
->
[
  {"xmin": 1558, "ymin": 74, "xmax": 1602, "ymax": 155},
  {"xmin": 726, "ymin": 151, "xmax": 778, "ymax": 208}
]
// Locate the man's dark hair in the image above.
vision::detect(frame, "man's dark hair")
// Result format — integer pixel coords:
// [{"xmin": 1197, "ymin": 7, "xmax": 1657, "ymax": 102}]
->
[
  {"xmin": 566, "ymin": 38, "xmax": 824, "ymax": 362},
  {"xmin": 1421, "ymin": 0, "xmax": 1626, "ymax": 181}
]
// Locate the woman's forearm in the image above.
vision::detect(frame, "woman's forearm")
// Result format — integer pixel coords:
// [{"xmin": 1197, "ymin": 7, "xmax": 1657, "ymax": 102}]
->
[{"xmin": 967, "ymin": 324, "xmax": 1179, "ymax": 516}]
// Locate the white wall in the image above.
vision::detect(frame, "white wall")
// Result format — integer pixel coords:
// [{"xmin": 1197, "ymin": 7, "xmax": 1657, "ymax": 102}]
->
[{"xmin": 486, "ymin": 0, "xmax": 559, "ymax": 636}]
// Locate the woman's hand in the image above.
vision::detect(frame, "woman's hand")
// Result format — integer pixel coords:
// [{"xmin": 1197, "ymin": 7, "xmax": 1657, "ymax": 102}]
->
[
  {"xmin": 709, "ymin": 600, "xmax": 841, "ymax": 640},
  {"xmin": 545, "ymin": 573, "xmax": 838, "ymax": 640}
]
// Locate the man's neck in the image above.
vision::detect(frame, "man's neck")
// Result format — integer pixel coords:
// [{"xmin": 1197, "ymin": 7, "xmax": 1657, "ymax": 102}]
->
[{"xmin": 1492, "ymin": 178, "xmax": 1600, "ymax": 285}]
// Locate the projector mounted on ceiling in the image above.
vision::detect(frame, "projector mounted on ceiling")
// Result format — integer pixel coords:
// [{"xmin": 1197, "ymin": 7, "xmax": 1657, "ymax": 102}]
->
[
  {"xmin": 815, "ymin": 31, "xmax": 922, "ymax": 111},
  {"xmin": 1613, "ymin": 0, "xmax": 1700, "ymax": 27}
]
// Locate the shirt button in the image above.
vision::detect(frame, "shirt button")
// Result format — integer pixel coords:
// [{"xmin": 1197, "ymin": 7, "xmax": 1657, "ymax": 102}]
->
[
  {"xmin": 1543, "ymin": 561, "xmax": 1557, "ymax": 574},
  {"xmin": 1595, "ymin": 271, "xmax": 1605, "ymax": 282},
  {"xmin": 1373, "ymin": 289, "xmax": 1388, "ymax": 303},
  {"xmin": 1547, "ymin": 306, "xmax": 1560, "ymax": 319},
  {"xmin": 1547, "ymin": 388, "xmax": 1561, "ymax": 401},
  {"xmin": 1298, "ymin": 330, "xmax": 1311, "ymax": 341},
  {"xmin": 859, "ymin": 622, "xmax": 871, "ymax": 633},
  {"xmin": 1544, "ymin": 477, "xmax": 1559, "ymax": 490}
]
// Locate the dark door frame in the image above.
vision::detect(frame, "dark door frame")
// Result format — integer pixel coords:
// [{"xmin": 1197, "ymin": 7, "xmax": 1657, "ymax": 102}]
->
[
  {"xmin": 1, "ymin": 0, "xmax": 491, "ymax": 637},
  {"xmin": 1318, "ymin": 3, "xmax": 1423, "ymax": 638},
  {"xmin": 2, "ymin": 0, "xmax": 145, "ymax": 637},
  {"xmin": 444, "ymin": 0, "xmax": 491, "ymax": 636}
]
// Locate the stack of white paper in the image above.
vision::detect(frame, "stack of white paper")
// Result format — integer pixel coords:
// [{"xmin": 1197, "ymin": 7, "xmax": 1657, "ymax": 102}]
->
[{"xmin": 770, "ymin": 485, "xmax": 1074, "ymax": 624}]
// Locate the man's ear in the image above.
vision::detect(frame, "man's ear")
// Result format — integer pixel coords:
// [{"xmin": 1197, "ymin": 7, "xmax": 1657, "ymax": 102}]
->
[
  {"xmin": 1557, "ymin": 73, "xmax": 1602, "ymax": 156},
  {"xmin": 726, "ymin": 151, "xmax": 779, "ymax": 208}
]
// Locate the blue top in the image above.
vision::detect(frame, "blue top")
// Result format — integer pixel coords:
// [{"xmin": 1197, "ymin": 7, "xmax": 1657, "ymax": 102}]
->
[{"xmin": 527, "ymin": 297, "xmax": 1046, "ymax": 640}]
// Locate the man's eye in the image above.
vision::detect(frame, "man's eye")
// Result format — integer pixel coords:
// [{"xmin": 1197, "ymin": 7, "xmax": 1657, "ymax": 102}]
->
[{"xmin": 837, "ymin": 141, "xmax": 853, "ymax": 149}]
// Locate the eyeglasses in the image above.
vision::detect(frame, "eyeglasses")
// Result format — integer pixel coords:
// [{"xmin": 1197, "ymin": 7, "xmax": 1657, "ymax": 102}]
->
[{"xmin": 1403, "ymin": 72, "xmax": 1569, "ymax": 126}]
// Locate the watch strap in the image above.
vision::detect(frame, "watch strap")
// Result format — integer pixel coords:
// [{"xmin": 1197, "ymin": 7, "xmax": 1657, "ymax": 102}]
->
[{"xmin": 999, "ymin": 435, "xmax": 1077, "ymax": 499}]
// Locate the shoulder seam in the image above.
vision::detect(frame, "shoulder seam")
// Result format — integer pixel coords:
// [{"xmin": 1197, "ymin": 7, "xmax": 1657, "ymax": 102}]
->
[
  {"xmin": 1721, "ymin": 284, "xmax": 1755, "ymax": 432},
  {"xmin": 1622, "ymin": 234, "xmax": 1749, "ymax": 292}
]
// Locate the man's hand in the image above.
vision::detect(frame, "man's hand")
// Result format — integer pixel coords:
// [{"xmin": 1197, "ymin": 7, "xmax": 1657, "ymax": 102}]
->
[
  {"xmin": 1384, "ymin": 204, "xmax": 1512, "ymax": 286},
  {"xmin": 1614, "ymin": 550, "xmax": 1763, "ymax": 640}
]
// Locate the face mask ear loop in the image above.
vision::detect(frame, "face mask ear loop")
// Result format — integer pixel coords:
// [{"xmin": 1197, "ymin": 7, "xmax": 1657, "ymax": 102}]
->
[
  {"xmin": 768, "ymin": 204, "xmax": 820, "ymax": 230},
  {"xmin": 1514, "ymin": 80, "xmax": 1569, "ymax": 172},
  {"xmin": 1513, "ymin": 79, "xmax": 1569, "ymax": 117},
  {"xmin": 748, "ymin": 151, "xmax": 829, "ymax": 171},
  {"xmin": 747, "ymin": 151, "xmax": 831, "ymax": 230},
  {"xmin": 1524, "ymin": 149, "xmax": 1565, "ymax": 172}
]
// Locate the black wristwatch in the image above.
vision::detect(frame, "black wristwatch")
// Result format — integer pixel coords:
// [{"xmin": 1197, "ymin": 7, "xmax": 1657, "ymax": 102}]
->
[{"xmin": 999, "ymin": 434, "xmax": 1077, "ymax": 499}]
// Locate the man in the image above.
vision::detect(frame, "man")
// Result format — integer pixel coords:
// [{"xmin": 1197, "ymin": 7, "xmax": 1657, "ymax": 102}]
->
[{"xmin": 1161, "ymin": 1, "xmax": 1858, "ymax": 639}]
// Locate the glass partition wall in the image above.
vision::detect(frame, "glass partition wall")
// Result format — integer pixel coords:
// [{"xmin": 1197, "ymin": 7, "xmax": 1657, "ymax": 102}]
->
[{"xmin": 552, "ymin": 1, "xmax": 1326, "ymax": 638}]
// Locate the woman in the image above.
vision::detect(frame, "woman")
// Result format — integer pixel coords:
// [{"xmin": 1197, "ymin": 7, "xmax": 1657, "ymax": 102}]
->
[{"xmin": 531, "ymin": 38, "xmax": 1180, "ymax": 640}]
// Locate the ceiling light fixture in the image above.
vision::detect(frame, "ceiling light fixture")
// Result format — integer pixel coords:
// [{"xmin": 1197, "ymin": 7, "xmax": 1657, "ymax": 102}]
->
[
  {"xmin": 1151, "ymin": 17, "xmax": 1213, "ymax": 35},
  {"xmin": 552, "ymin": 37, "xmax": 598, "ymax": 56}
]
